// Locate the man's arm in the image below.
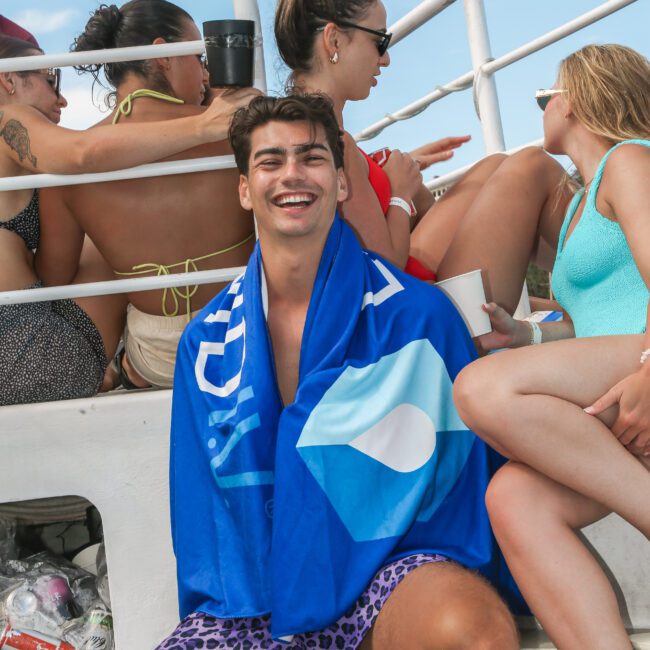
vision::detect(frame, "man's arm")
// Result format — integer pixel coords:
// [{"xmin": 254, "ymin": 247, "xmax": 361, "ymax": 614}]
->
[{"xmin": 35, "ymin": 186, "xmax": 84, "ymax": 285}]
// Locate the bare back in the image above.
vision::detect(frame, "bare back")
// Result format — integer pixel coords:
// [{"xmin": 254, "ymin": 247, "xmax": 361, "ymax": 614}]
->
[{"xmin": 41, "ymin": 100, "xmax": 254, "ymax": 315}]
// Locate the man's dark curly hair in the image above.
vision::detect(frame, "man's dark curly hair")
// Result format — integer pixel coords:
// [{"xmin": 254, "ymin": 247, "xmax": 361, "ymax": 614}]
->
[{"xmin": 228, "ymin": 93, "xmax": 345, "ymax": 175}]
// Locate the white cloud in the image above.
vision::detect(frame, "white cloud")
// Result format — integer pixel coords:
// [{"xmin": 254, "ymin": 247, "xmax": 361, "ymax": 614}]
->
[{"xmin": 11, "ymin": 9, "xmax": 78, "ymax": 35}]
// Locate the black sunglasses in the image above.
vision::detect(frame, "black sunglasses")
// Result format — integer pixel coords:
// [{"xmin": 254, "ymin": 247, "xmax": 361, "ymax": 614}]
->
[
  {"xmin": 535, "ymin": 88, "xmax": 565, "ymax": 112},
  {"xmin": 332, "ymin": 21, "xmax": 392, "ymax": 56}
]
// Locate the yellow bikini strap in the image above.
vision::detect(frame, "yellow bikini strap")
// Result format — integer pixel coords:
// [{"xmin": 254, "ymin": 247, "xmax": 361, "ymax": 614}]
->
[
  {"xmin": 114, "ymin": 233, "xmax": 255, "ymax": 320},
  {"xmin": 112, "ymin": 89, "xmax": 185, "ymax": 125}
]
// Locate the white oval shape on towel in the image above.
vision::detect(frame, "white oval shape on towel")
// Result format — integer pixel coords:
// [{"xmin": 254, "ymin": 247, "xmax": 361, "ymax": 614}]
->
[{"xmin": 347, "ymin": 403, "xmax": 437, "ymax": 473}]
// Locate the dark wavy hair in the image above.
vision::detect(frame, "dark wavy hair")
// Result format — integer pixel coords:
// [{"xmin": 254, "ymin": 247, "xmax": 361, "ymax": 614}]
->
[
  {"xmin": 229, "ymin": 94, "xmax": 345, "ymax": 175},
  {"xmin": 72, "ymin": 0, "xmax": 192, "ymax": 93},
  {"xmin": 275, "ymin": 0, "xmax": 375, "ymax": 80}
]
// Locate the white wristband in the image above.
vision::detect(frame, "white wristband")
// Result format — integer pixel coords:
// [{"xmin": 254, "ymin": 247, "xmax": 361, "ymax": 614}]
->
[
  {"xmin": 641, "ymin": 347, "xmax": 650, "ymax": 364},
  {"xmin": 388, "ymin": 196, "xmax": 411, "ymax": 217},
  {"xmin": 529, "ymin": 320, "xmax": 542, "ymax": 345}
]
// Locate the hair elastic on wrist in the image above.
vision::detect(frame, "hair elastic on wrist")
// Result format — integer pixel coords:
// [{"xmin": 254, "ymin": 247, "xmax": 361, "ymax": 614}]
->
[
  {"xmin": 528, "ymin": 320, "xmax": 542, "ymax": 345},
  {"xmin": 388, "ymin": 196, "xmax": 411, "ymax": 218}
]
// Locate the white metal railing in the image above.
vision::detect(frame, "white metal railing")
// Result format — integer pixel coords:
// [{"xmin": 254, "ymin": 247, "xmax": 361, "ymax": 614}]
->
[
  {"xmin": 0, "ymin": 155, "xmax": 237, "ymax": 192},
  {"xmin": 0, "ymin": 41, "xmax": 205, "ymax": 73},
  {"xmin": 0, "ymin": 0, "xmax": 638, "ymax": 307},
  {"xmin": 463, "ymin": 0, "xmax": 504, "ymax": 153},
  {"xmin": 0, "ymin": 268, "xmax": 243, "ymax": 307},
  {"xmin": 389, "ymin": 0, "xmax": 457, "ymax": 47},
  {"xmin": 355, "ymin": 0, "xmax": 638, "ymax": 143}
]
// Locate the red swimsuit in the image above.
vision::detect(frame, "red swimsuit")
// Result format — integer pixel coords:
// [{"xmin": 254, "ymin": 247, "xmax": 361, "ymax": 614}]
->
[{"xmin": 360, "ymin": 150, "xmax": 437, "ymax": 282}]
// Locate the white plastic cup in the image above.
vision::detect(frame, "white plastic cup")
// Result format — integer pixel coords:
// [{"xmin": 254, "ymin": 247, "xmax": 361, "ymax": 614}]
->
[{"xmin": 434, "ymin": 269, "xmax": 491, "ymax": 337}]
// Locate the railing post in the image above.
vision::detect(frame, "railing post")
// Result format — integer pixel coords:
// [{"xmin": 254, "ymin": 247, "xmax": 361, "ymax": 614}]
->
[
  {"xmin": 462, "ymin": 0, "xmax": 505, "ymax": 153},
  {"xmin": 232, "ymin": 0, "xmax": 268, "ymax": 93}
]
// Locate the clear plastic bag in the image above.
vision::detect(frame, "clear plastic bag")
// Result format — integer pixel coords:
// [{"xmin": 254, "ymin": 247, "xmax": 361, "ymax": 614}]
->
[{"xmin": 0, "ymin": 553, "xmax": 113, "ymax": 649}]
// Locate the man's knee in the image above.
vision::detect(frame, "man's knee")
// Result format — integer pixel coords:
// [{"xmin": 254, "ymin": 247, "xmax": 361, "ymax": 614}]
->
[
  {"xmin": 425, "ymin": 574, "xmax": 518, "ymax": 650},
  {"xmin": 369, "ymin": 562, "xmax": 518, "ymax": 650}
]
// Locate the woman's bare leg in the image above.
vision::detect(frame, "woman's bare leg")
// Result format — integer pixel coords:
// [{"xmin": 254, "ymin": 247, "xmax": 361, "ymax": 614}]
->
[
  {"xmin": 487, "ymin": 462, "xmax": 631, "ymax": 650},
  {"xmin": 453, "ymin": 334, "xmax": 650, "ymax": 537},
  {"xmin": 410, "ymin": 153, "xmax": 506, "ymax": 274},
  {"xmin": 412, "ymin": 147, "xmax": 572, "ymax": 313}
]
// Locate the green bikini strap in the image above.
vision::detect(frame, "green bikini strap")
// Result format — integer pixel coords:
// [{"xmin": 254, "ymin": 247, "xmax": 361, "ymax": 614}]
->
[{"xmin": 112, "ymin": 88, "xmax": 185, "ymax": 125}]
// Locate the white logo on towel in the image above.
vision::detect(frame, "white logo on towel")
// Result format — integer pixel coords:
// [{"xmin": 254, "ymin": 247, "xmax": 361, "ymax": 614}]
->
[
  {"xmin": 361, "ymin": 258, "xmax": 404, "ymax": 310},
  {"xmin": 347, "ymin": 403, "xmax": 436, "ymax": 473},
  {"xmin": 195, "ymin": 319, "xmax": 246, "ymax": 397}
]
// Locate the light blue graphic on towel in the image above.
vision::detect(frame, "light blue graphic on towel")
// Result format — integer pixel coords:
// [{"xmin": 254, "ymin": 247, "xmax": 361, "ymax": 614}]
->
[
  {"xmin": 208, "ymin": 385, "xmax": 272, "ymax": 488},
  {"xmin": 208, "ymin": 386, "xmax": 255, "ymax": 425},
  {"xmin": 296, "ymin": 339, "xmax": 474, "ymax": 542}
]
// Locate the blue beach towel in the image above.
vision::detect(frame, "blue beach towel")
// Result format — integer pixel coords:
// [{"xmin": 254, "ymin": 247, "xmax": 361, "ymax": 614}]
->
[{"xmin": 170, "ymin": 216, "xmax": 524, "ymax": 639}]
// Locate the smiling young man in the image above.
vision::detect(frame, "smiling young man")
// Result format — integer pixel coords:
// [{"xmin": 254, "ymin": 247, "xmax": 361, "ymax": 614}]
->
[{"xmin": 162, "ymin": 95, "xmax": 522, "ymax": 650}]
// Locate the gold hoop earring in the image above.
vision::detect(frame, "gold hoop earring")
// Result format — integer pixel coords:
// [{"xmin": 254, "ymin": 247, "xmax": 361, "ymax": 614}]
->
[
  {"xmin": 329, "ymin": 52, "xmax": 339, "ymax": 64},
  {"xmin": 8, "ymin": 84, "xmax": 15, "ymax": 95}
]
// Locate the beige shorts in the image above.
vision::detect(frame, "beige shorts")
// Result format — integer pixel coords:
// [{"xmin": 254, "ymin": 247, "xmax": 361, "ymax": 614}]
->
[{"xmin": 124, "ymin": 304, "xmax": 198, "ymax": 389}]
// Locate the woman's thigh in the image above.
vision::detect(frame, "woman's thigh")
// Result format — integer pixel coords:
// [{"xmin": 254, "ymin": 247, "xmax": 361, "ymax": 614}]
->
[{"xmin": 457, "ymin": 334, "xmax": 645, "ymax": 427}]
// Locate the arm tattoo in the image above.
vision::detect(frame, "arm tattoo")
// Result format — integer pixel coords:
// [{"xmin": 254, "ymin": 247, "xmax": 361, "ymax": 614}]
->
[{"xmin": 0, "ymin": 112, "xmax": 38, "ymax": 167}]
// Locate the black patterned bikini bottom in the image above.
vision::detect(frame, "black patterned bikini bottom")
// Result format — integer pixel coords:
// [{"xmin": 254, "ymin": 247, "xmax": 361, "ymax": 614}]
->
[{"xmin": 0, "ymin": 282, "xmax": 107, "ymax": 407}]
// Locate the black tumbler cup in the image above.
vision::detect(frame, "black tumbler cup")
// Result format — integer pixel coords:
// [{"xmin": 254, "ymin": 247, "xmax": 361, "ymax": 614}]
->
[{"xmin": 203, "ymin": 19, "xmax": 255, "ymax": 87}]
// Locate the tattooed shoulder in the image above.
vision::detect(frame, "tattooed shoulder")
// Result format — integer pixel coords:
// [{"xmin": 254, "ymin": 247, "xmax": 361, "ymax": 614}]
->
[{"xmin": 0, "ymin": 115, "xmax": 37, "ymax": 168}]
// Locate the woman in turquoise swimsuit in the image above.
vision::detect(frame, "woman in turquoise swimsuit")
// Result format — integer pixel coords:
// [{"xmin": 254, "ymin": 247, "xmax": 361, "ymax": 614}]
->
[{"xmin": 454, "ymin": 44, "xmax": 650, "ymax": 649}]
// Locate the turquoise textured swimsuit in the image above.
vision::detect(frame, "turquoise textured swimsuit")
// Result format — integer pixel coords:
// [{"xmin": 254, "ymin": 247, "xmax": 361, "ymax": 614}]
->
[{"xmin": 551, "ymin": 139, "xmax": 650, "ymax": 338}]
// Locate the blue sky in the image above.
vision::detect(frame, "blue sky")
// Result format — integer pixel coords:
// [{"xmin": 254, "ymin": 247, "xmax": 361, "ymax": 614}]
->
[{"xmin": 5, "ymin": 0, "xmax": 648, "ymax": 179}]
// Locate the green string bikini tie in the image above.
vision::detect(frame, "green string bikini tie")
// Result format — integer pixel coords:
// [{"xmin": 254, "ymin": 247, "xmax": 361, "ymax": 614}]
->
[
  {"xmin": 112, "ymin": 88, "xmax": 185, "ymax": 124},
  {"xmin": 114, "ymin": 233, "xmax": 255, "ymax": 320}
]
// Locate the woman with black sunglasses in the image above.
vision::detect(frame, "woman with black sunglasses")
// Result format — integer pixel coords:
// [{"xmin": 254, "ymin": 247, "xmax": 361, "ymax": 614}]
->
[
  {"xmin": 0, "ymin": 33, "xmax": 255, "ymax": 406},
  {"xmin": 454, "ymin": 44, "xmax": 650, "ymax": 649},
  {"xmin": 275, "ymin": 0, "xmax": 573, "ymax": 319}
]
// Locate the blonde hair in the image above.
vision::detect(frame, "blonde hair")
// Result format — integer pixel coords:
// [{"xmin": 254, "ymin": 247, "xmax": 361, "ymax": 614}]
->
[{"xmin": 558, "ymin": 44, "xmax": 650, "ymax": 143}]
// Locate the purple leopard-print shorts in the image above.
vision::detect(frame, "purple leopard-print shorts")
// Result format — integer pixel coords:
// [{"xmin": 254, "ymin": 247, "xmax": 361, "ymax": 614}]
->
[{"xmin": 156, "ymin": 553, "xmax": 447, "ymax": 650}]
